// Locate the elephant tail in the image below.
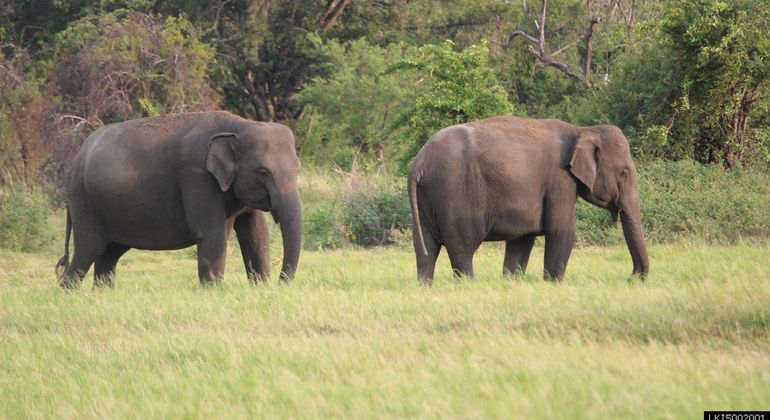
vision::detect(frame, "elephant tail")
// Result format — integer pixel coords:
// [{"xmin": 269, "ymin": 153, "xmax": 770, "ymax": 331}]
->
[
  {"xmin": 408, "ymin": 170, "xmax": 428, "ymax": 256},
  {"xmin": 55, "ymin": 206, "xmax": 71, "ymax": 278}
]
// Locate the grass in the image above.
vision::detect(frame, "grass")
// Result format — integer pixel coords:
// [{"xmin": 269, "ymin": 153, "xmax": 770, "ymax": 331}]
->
[{"xmin": 1, "ymin": 236, "xmax": 769, "ymax": 418}]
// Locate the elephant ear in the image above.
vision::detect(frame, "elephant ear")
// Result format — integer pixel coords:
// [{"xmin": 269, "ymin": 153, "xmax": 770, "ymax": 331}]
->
[
  {"xmin": 206, "ymin": 132, "xmax": 238, "ymax": 192},
  {"xmin": 568, "ymin": 131, "xmax": 599, "ymax": 192}
]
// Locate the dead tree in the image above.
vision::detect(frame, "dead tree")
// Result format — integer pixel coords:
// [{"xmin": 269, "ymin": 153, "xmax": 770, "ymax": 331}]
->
[{"xmin": 502, "ymin": 0, "xmax": 602, "ymax": 89}]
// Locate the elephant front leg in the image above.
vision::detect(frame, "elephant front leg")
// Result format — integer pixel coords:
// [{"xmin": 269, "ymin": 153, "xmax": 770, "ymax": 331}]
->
[
  {"xmin": 543, "ymin": 230, "xmax": 575, "ymax": 281},
  {"xmin": 196, "ymin": 226, "xmax": 228, "ymax": 285},
  {"xmin": 503, "ymin": 235, "xmax": 536, "ymax": 277},
  {"xmin": 234, "ymin": 210, "xmax": 271, "ymax": 283}
]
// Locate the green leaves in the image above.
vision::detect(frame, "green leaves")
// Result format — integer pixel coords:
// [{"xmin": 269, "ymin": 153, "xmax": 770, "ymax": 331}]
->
[
  {"xmin": 48, "ymin": 11, "xmax": 218, "ymax": 124},
  {"xmin": 386, "ymin": 39, "xmax": 516, "ymax": 171},
  {"xmin": 297, "ymin": 37, "xmax": 420, "ymax": 169}
]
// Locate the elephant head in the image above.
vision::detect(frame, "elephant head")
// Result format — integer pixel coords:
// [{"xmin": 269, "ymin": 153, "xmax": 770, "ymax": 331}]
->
[
  {"xmin": 568, "ymin": 126, "xmax": 649, "ymax": 278},
  {"xmin": 206, "ymin": 123, "xmax": 302, "ymax": 280}
]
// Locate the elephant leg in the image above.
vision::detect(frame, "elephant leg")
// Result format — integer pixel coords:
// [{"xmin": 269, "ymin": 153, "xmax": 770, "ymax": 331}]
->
[
  {"xmin": 503, "ymin": 235, "xmax": 536, "ymax": 277},
  {"xmin": 59, "ymin": 223, "xmax": 105, "ymax": 290},
  {"xmin": 196, "ymin": 225, "xmax": 228, "ymax": 285},
  {"xmin": 543, "ymin": 230, "xmax": 575, "ymax": 281},
  {"xmin": 415, "ymin": 228, "xmax": 441, "ymax": 286},
  {"xmin": 448, "ymin": 251, "xmax": 474, "ymax": 279},
  {"xmin": 60, "ymin": 249, "xmax": 98, "ymax": 289},
  {"xmin": 234, "ymin": 210, "xmax": 271, "ymax": 283},
  {"xmin": 93, "ymin": 243, "xmax": 130, "ymax": 288},
  {"xmin": 445, "ymin": 242, "xmax": 477, "ymax": 279}
]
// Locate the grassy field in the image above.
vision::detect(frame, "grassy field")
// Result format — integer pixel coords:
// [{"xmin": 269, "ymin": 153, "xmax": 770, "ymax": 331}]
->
[{"xmin": 1, "ymin": 234, "xmax": 769, "ymax": 418}]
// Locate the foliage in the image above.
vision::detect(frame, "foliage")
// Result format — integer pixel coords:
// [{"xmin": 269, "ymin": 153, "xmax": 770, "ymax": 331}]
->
[
  {"xmin": 605, "ymin": 0, "xmax": 770, "ymax": 168},
  {"xmin": 303, "ymin": 204, "xmax": 340, "ymax": 250},
  {"xmin": 296, "ymin": 160, "xmax": 770, "ymax": 249},
  {"xmin": 576, "ymin": 160, "xmax": 770, "ymax": 246},
  {"xmin": 338, "ymin": 176, "xmax": 412, "ymax": 247},
  {"xmin": 205, "ymin": 0, "xmax": 397, "ymax": 122},
  {"xmin": 0, "ymin": 41, "xmax": 52, "ymax": 186},
  {"xmin": 0, "ymin": 185, "xmax": 51, "ymax": 251},
  {"xmin": 48, "ymin": 10, "xmax": 219, "ymax": 125},
  {"xmin": 296, "ymin": 37, "xmax": 420, "ymax": 169},
  {"xmin": 386, "ymin": 39, "xmax": 516, "ymax": 170}
]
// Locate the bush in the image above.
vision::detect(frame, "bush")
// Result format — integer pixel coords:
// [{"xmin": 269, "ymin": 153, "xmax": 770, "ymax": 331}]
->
[
  {"xmin": 300, "ymin": 170, "xmax": 412, "ymax": 249},
  {"xmin": 303, "ymin": 204, "xmax": 340, "ymax": 250},
  {"xmin": 0, "ymin": 186, "xmax": 51, "ymax": 251},
  {"xmin": 338, "ymin": 175, "xmax": 412, "ymax": 247},
  {"xmin": 297, "ymin": 160, "xmax": 770, "ymax": 250},
  {"xmin": 637, "ymin": 160, "xmax": 770, "ymax": 243},
  {"xmin": 575, "ymin": 160, "xmax": 770, "ymax": 245}
]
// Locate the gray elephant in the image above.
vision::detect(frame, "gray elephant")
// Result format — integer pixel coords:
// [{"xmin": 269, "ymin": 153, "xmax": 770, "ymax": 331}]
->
[
  {"xmin": 56, "ymin": 111, "xmax": 302, "ymax": 288},
  {"xmin": 407, "ymin": 116, "xmax": 649, "ymax": 283}
]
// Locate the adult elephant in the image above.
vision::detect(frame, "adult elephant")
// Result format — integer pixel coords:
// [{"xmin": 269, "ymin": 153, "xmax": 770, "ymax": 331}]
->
[
  {"xmin": 407, "ymin": 116, "xmax": 648, "ymax": 283},
  {"xmin": 56, "ymin": 111, "xmax": 302, "ymax": 288}
]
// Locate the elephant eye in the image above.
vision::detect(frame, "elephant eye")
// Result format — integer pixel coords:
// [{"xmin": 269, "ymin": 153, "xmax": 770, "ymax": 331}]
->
[
  {"xmin": 620, "ymin": 168, "xmax": 630, "ymax": 178},
  {"xmin": 258, "ymin": 168, "xmax": 270, "ymax": 177}
]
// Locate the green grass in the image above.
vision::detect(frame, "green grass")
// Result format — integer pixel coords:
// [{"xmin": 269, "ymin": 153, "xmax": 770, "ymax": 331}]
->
[{"xmin": 1, "ymin": 240, "xmax": 769, "ymax": 418}]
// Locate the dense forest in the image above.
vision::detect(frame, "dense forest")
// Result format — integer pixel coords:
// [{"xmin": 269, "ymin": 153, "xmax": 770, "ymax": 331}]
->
[{"xmin": 2, "ymin": 0, "xmax": 768, "ymax": 188}]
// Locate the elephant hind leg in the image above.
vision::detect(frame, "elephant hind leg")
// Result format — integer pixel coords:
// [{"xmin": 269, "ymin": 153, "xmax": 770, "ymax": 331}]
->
[
  {"xmin": 504, "ymin": 235, "xmax": 536, "ymax": 277},
  {"xmin": 94, "ymin": 243, "xmax": 130, "ymax": 288},
  {"xmin": 445, "ymin": 241, "xmax": 478, "ymax": 280},
  {"xmin": 415, "ymin": 229, "xmax": 441, "ymax": 286},
  {"xmin": 60, "ymin": 245, "xmax": 100, "ymax": 290}
]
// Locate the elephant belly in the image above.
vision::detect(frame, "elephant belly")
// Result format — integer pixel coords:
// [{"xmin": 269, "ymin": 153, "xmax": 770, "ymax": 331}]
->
[
  {"xmin": 102, "ymin": 202, "xmax": 196, "ymax": 250},
  {"xmin": 87, "ymin": 184, "xmax": 197, "ymax": 250},
  {"xmin": 486, "ymin": 207, "xmax": 543, "ymax": 241}
]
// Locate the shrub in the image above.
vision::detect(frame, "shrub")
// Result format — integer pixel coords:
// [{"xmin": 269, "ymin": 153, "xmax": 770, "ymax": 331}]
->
[
  {"xmin": 637, "ymin": 160, "xmax": 770, "ymax": 243},
  {"xmin": 0, "ymin": 186, "xmax": 51, "ymax": 251},
  {"xmin": 575, "ymin": 160, "xmax": 770, "ymax": 245},
  {"xmin": 338, "ymin": 175, "xmax": 412, "ymax": 247},
  {"xmin": 303, "ymin": 204, "xmax": 340, "ymax": 250}
]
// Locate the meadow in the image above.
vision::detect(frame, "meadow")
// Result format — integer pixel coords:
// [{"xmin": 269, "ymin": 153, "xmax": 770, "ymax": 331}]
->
[{"xmin": 1, "ymin": 231, "xmax": 769, "ymax": 418}]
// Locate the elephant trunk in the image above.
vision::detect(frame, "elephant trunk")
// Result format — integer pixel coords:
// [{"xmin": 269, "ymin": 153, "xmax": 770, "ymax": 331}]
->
[
  {"xmin": 619, "ymin": 191, "xmax": 649, "ymax": 279},
  {"xmin": 274, "ymin": 190, "xmax": 302, "ymax": 281}
]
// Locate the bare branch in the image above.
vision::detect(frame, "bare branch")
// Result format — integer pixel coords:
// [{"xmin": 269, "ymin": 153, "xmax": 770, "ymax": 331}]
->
[
  {"xmin": 318, "ymin": 0, "xmax": 351, "ymax": 31},
  {"xmin": 501, "ymin": 0, "xmax": 601, "ymax": 89},
  {"xmin": 581, "ymin": 16, "xmax": 602, "ymax": 81},
  {"xmin": 502, "ymin": 30, "xmax": 539, "ymax": 48},
  {"xmin": 552, "ymin": 41, "xmax": 577, "ymax": 56},
  {"xmin": 538, "ymin": 0, "xmax": 547, "ymax": 52}
]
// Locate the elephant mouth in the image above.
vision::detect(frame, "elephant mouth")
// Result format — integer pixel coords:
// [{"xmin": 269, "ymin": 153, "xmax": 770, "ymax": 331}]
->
[{"xmin": 243, "ymin": 195, "xmax": 271, "ymax": 211}]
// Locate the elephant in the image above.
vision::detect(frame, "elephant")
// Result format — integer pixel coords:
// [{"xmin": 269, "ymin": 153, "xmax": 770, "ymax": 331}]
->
[
  {"xmin": 56, "ymin": 111, "xmax": 302, "ymax": 288},
  {"xmin": 407, "ymin": 116, "xmax": 649, "ymax": 283}
]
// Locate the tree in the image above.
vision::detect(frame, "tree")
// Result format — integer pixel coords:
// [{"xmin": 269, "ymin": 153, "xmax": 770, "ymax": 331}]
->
[
  {"xmin": 606, "ymin": 0, "xmax": 770, "ymax": 168},
  {"xmin": 0, "ymin": 40, "xmax": 50, "ymax": 185},
  {"xmin": 386, "ymin": 39, "xmax": 516, "ymax": 170},
  {"xmin": 297, "ymin": 36, "xmax": 420, "ymax": 169},
  {"xmin": 48, "ymin": 10, "xmax": 218, "ymax": 125}
]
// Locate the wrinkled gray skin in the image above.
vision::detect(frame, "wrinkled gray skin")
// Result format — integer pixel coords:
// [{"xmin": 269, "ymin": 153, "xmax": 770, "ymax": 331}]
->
[
  {"xmin": 408, "ymin": 116, "xmax": 649, "ymax": 283},
  {"xmin": 57, "ymin": 111, "xmax": 302, "ymax": 289}
]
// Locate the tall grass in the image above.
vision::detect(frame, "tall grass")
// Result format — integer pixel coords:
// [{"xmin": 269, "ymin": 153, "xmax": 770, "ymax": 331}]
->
[{"xmin": 1, "ymin": 242, "xmax": 768, "ymax": 418}]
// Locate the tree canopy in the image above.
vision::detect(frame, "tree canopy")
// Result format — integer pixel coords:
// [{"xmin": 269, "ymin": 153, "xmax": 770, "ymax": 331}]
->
[{"xmin": 1, "ymin": 0, "xmax": 769, "ymax": 186}]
